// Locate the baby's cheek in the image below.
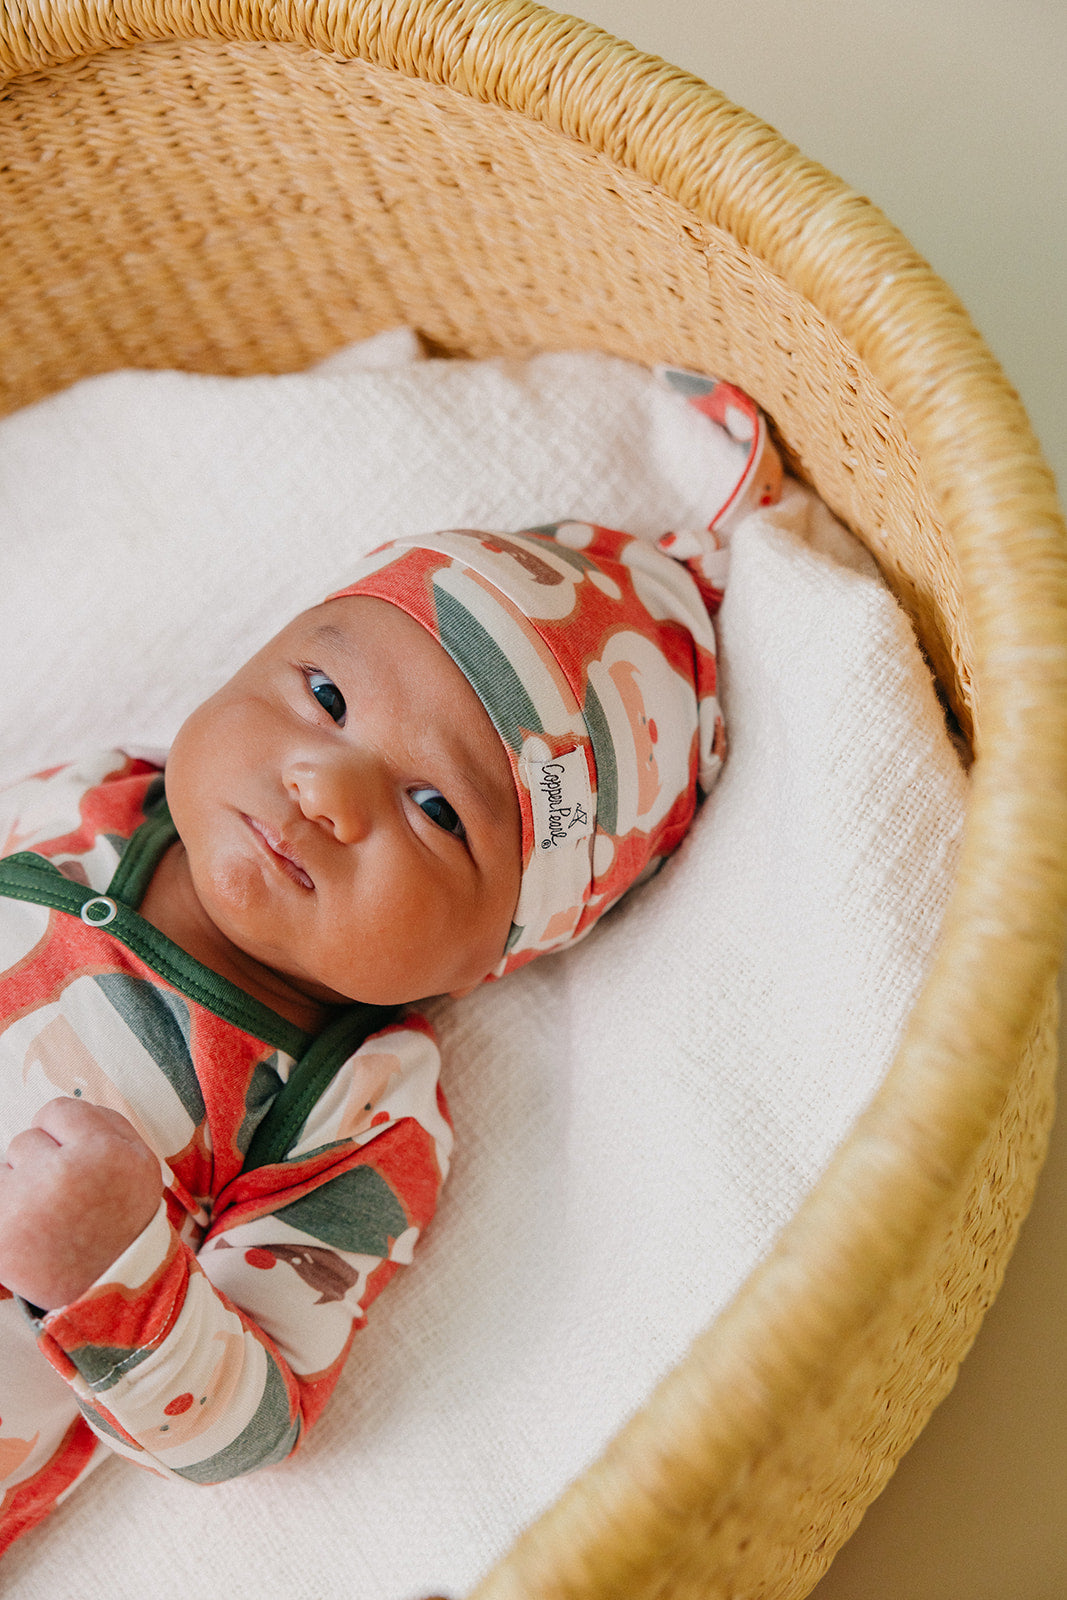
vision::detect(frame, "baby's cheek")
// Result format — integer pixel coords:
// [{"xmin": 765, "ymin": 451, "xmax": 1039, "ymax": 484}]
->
[{"xmin": 196, "ymin": 841, "xmax": 273, "ymax": 928}]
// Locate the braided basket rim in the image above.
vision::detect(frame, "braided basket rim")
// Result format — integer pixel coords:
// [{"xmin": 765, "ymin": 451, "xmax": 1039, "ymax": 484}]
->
[{"xmin": 2, "ymin": 3, "xmax": 1066, "ymax": 1594}]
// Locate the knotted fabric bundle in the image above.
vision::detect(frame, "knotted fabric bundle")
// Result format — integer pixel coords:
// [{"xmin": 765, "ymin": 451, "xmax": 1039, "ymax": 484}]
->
[{"xmin": 329, "ymin": 371, "xmax": 782, "ymax": 976}]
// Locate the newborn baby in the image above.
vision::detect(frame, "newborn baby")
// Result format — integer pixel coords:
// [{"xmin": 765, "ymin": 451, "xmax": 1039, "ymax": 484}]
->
[{"xmin": 0, "ymin": 379, "xmax": 781, "ymax": 1555}]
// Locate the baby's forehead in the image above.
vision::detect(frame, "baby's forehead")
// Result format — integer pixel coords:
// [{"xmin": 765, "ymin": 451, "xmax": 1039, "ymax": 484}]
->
[
  {"xmin": 279, "ymin": 596, "xmax": 440, "ymax": 666},
  {"xmin": 306, "ymin": 593, "xmax": 458, "ymax": 673},
  {"xmin": 293, "ymin": 608, "xmax": 356, "ymax": 651}
]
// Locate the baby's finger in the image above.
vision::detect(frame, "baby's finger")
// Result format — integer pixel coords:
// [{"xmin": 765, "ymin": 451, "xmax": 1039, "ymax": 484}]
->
[
  {"xmin": 2, "ymin": 1123, "xmax": 62, "ymax": 1168},
  {"xmin": 31, "ymin": 1096, "xmax": 142, "ymax": 1146}
]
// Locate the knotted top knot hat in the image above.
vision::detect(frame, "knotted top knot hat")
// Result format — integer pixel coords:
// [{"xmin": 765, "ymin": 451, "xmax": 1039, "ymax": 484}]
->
[{"xmin": 329, "ymin": 371, "xmax": 782, "ymax": 977}]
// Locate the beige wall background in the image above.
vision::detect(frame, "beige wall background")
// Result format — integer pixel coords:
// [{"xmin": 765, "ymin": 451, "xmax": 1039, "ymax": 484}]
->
[{"xmin": 571, "ymin": 4, "xmax": 1066, "ymax": 1596}]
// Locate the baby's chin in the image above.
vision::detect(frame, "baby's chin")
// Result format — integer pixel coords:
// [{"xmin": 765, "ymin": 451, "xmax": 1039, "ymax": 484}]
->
[
  {"xmin": 196, "ymin": 863, "xmax": 508, "ymax": 1012},
  {"xmin": 255, "ymin": 954, "xmax": 466, "ymax": 1013}
]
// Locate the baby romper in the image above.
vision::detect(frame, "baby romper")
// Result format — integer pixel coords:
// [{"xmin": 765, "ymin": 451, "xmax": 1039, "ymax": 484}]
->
[{"xmin": 0, "ymin": 751, "xmax": 451, "ymax": 1554}]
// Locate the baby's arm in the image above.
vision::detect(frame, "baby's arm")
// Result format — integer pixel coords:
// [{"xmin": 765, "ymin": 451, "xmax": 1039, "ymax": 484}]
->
[
  {"xmin": 16, "ymin": 1020, "xmax": 449, "ymax": 1486},
  {"xmin": 0, "ymin": 1099, "xmax": 162, "ymax": 1309}
]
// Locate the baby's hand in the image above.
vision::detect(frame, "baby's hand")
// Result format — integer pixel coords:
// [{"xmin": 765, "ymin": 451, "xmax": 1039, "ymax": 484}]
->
[{"xmin": 0, "ymin": 1099, "xmax": 163, "ymax": 1310}]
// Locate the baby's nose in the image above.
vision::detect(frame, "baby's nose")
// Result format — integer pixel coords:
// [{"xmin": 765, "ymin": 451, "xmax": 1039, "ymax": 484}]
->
[{"xmin": 284, "ymin": 750, "xmax": 379, "ymax": 842}]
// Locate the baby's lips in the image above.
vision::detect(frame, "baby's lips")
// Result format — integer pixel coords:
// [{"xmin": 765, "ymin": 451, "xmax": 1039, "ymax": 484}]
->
[{"xmin": 243, "ymin": 814, "xmax": 315, "ymax": 889}]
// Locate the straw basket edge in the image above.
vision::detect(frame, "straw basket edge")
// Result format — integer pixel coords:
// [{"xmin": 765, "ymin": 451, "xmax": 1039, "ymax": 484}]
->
[{"xmin": 2, "ymin": 5, "xmax": 1066, "ymax": 1596}]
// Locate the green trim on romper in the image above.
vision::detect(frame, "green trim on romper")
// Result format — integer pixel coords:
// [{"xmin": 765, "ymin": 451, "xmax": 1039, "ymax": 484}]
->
[
  {"xmin": 0, "ymin": 800, "xmax": 397, "ymax": 1170},
  {"xmin": 242, "ymin": 1004, "xmax": 398, "ymax": 1170}
]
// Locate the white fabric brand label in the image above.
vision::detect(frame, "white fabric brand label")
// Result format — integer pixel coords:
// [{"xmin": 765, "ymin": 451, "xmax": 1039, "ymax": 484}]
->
[{"xmin": 523, "ymin": 747, "xmax": 594, "ymax": 856}]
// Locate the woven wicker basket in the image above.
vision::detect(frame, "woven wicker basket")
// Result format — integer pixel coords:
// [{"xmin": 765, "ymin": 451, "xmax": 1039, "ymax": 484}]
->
[{"xmin": 2, "ymin": 3, "xmax": 1066, "ymax": 1596}]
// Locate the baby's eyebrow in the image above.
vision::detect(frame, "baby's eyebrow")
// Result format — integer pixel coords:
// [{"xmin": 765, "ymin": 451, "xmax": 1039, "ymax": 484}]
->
[{"xmin": 307, "ymin": 622, "xmax": 350, "ymax": 654}]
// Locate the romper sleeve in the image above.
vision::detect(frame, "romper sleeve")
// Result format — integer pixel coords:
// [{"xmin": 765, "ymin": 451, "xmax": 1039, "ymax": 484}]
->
[{"xmin": 27, "ymin": 1015, "xmax": 450, "ymax": 1484}]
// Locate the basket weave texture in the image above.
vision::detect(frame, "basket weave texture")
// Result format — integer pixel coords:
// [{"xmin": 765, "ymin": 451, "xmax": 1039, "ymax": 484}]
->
[{"xmin": 2, "ymin": 4, "xmax": 1066, "ymax": 1596}]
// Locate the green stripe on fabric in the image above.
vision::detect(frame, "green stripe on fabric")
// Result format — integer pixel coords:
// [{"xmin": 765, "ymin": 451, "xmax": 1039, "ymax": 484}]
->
[
  {"xmin": 582, "ymin": 681, "xmax": 618, "ymax": 836},
  {"xmin": 658, "ymin": 367, "xmax": 715, "ymax": 399},
  {"xmin": 93, "ymin": 973, "xmax": 206, "ymax": 1124},
  {"xmin": 69, "ymin": 1339, "xmax": 157, "ymax": 1392},
  {"xmin": 172, "ymin": 1360, "xmax": 301, "ymax": 1482},
  {"xmin": 433, "ymin": 582, "xmax": 542, "ymax": 754},
  {"xmin": 273, "ymin": 1164, "xmax": 408, "ymax": 1255}
]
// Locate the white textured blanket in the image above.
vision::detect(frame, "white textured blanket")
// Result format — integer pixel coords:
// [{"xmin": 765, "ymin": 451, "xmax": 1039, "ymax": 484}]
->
[{"xmin": 0, "ymin": 333, "xmax": 966, "ymax": 1599}]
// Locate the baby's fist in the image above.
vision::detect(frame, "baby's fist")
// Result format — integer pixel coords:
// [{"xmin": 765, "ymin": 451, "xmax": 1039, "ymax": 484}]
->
[{"xmin": 0, "ymin": 1098, "xmax": 163, "ymax": 1309}]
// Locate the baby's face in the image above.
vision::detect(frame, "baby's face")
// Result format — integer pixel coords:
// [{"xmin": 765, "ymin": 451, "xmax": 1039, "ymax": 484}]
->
[{"xmin": 164, "ymin": 596, "xmax": 522, "ymax": 1007}]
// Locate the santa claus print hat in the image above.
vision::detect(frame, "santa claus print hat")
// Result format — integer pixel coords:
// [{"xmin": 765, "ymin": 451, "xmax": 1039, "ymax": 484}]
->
[{"xmin": 329, "ymin": 370, "xmax": 781, "ymax": 978}]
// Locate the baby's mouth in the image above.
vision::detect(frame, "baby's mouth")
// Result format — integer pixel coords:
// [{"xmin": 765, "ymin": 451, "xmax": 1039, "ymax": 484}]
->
[{"xmin": 242, "ymin": 815, "xmax": 314, "ymax": 890}]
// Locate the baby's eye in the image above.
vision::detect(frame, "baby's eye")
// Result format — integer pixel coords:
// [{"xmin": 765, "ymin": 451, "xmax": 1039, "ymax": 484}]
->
[
  {"xmin": 306, "ymin": 670, "xmax": 346, "ymax": 725},
  {"xmin": 410, "ymin": 786, "xmax": 466, "ymax": 840}
]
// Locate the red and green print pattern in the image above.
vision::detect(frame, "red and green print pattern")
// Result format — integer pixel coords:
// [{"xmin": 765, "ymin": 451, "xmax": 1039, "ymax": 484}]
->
[{"xmin": 0, "ymin": 755, "xmax": 450, "ymax": 1554}]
